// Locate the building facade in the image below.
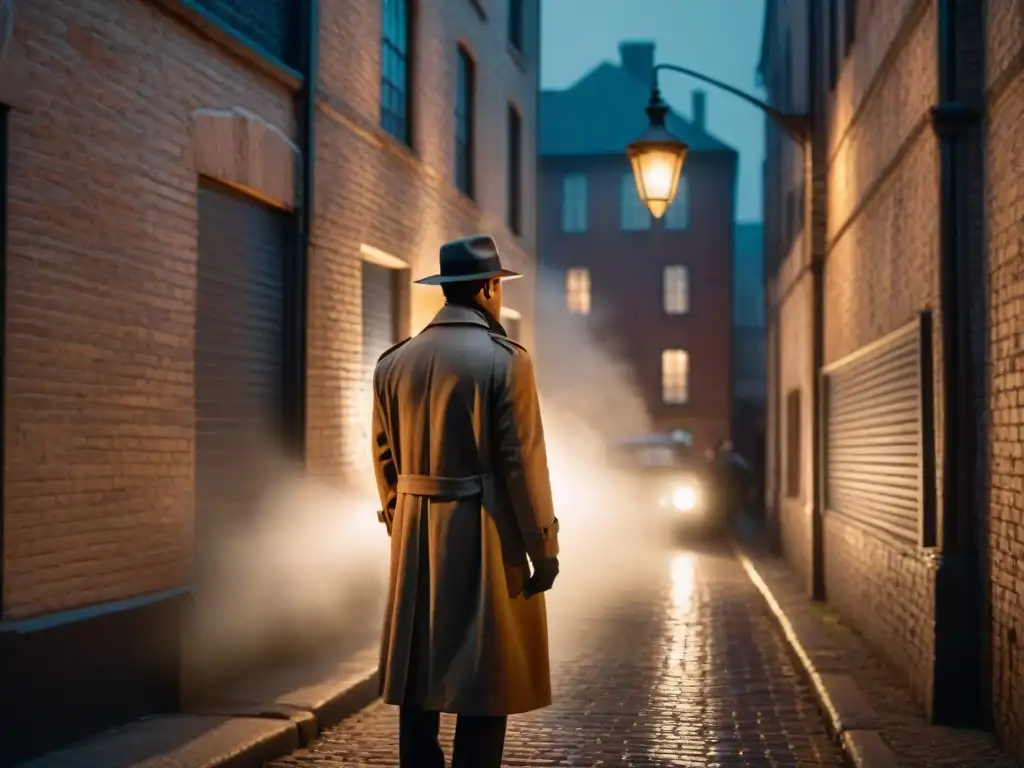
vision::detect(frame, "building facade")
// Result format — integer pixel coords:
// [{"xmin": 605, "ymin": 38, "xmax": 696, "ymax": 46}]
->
[
  {"xmin": 760, "ymin": 0, "xmax": 1024, "ymax": 757},
  {"xmin": 732, "ymin": 222, "xmax": 766, "ymax": 480},
  {"xmin": 538, "ymin": 42, "xmax": 738, "ymax": 452},
  {"xmin": 0, "ymin": 0, "xmax": 540, "ymax": 760}
]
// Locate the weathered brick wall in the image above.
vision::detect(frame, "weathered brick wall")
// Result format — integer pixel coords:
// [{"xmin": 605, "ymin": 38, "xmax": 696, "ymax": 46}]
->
[
  {"xmin": 820, "ymin": 0, "xmax": 940, "ymax": 707},
  {"xmin": 3, "ymin": 0, "xmax": 294, "ymax": 619},
  {"xmin": 985, "ymin": 0, "xmax": 1024, "ymax": 755},
  {"xmin": 306, "ymin": 0, "xmax": 539, "ymax": 478}
]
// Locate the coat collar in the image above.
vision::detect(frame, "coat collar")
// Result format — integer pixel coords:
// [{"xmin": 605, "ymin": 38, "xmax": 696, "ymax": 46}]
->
[{"xmin": 426, "ymin": 303, "xmax": 507, "ymax": 336}]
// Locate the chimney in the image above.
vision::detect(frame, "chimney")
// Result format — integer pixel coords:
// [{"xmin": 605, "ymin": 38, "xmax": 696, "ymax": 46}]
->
[
  {"xmin": 619, "ymin": 41, "xmax": 655, "ymax": 85},
  {"xmin": 692, "ymin": 90, "xmax": 707, "ymax": 130}
]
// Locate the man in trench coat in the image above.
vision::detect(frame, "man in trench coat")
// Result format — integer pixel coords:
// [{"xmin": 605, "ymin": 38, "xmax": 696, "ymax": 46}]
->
[{"xmin": 370, "ymin": 234, "xmax": 561, "ymax": 768}]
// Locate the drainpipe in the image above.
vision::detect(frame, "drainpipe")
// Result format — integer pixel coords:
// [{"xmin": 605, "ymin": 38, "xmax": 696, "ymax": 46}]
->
[
  {"xmin": 290, "ymin": 0, "xmax": 318, "ymax": 459},
  {"xmin": 929, "ymin": 0, "xmax": 983, "ymax": 726},
  {"xmin": 807, "ymin": 0, "xmax": 825, "ymax": 601}
]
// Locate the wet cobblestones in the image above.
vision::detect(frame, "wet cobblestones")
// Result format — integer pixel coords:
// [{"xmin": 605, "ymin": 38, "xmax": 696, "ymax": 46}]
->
[{"xmin": 271, "ymin": 545, "xmax": 845, "ymax": 766}]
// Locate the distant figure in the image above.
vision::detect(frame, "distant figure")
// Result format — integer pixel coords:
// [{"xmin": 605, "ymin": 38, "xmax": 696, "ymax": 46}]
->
[
  {"xmin": 715, "ymin": 438, "xmax": 754, "ymax": 527},
  {"xmin": 371, "ymin": 235, "xmax": 561, "ymax": 768}
]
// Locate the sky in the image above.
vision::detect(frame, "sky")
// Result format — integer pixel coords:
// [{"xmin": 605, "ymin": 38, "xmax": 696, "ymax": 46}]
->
[{"xmin": 540, "ymin": 0, "xmax": 767, "ymax": 223}]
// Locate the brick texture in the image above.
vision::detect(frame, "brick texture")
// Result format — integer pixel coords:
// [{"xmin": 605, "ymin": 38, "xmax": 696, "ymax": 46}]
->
[
  {"xmin": 985, "ymin": 0, "xmax": 1024, "ymax": 755},
  {"xmin": 3, "ymin": 0, "xmax": 539, "ymax": 621},
  {"xmin": 306, "ymin": 0, "xmax": 540, "ymax": 480},
  {"xmin": 3, "ymin": 0, "xmax": 294, "ymax": 620},
  {"xmin": 536, "ymin": 153, "xmax": 736, "ymax": 453}
]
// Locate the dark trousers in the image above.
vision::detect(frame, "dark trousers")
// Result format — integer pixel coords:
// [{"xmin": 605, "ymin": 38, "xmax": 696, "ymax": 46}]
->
[{"xmin": 399, "ymin": 706, "xmax": 507, "ymax": 768}]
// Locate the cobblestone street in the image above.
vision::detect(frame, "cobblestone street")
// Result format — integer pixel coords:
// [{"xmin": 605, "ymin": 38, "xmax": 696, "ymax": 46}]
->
[{"xmin": 271, "ymin": 543, "xmax": 845, "ymax": 767}]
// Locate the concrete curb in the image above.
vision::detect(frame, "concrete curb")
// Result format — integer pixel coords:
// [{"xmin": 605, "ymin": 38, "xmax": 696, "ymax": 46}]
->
[
  {"xmin": 735, "ymin": 548, "xmax": 902, "ymax": 768},
  {"xmin": 20, "ymin": 666, "xmax": 382, "ymax": 768}
]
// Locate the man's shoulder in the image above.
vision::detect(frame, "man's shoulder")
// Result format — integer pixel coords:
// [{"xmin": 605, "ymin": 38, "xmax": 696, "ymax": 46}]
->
[
  {"xmin": 376, "ymin": 337, "xmax": 412, "ymax": 364},
  {"xmin": 488, "ymin": 332, "xmax": 529, "ymax": 357}
]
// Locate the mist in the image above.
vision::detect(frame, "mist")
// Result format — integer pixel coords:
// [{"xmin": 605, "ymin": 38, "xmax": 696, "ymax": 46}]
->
[{"xmin": 185, "ymin": 270, "xmax": 661, "ymax": 683}]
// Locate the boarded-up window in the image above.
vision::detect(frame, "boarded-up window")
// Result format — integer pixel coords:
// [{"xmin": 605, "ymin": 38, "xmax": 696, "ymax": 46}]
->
[
  {"xmin": 785, "ymin": 388, "xmax": 801, "ymax": 498},
  {"xmin": 824, "ymin": 314, "xmax": 934, "ymax": 544}
]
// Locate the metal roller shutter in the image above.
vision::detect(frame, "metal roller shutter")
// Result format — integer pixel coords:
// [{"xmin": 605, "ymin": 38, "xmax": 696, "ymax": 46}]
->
[
  {"xmin": 824, "ymin": 313, "xmax": 934, "ymax": 544},
  {"xmin": 361, "ymin": 260, "xmax": 398, "ymax": 398},
  {"xmin": 195, "ymin": 180, "xmax": 288, "ymax": 559}
]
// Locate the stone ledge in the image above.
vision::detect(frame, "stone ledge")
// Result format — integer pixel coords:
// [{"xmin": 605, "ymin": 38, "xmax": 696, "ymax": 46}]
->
[
  {"xmin": 18, "ymin": 647, "xmax": 381, "ymax": 767},
  {"xmin": 736, "ymin": 547, "xmax": 901, "ymax": 768}
]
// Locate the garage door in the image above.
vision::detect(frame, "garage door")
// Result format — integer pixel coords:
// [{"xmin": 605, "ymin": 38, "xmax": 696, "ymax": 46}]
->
[
  {"xmin": 195, "ymin": 179, "xmax": 288, "ymax": 562},
  {"xmin": 361, "ymin": 260, "xmax": 398, "ymax": 391}
]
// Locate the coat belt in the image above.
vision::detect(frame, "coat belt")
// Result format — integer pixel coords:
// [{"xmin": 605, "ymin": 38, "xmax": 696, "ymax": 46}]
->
[{"xmin": 397, "ymin": 473, "xmax": 491, "ymax": 499}]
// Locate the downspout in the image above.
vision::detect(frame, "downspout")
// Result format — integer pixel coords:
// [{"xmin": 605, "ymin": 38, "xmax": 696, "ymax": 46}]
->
[
  {"xmin": 808, "ymin": 0, "xmax": 826, "ymax": 601},
  {"xmin": 929, "ymin": 0, "xmax": 983, "ymax": 726},
  {"xmin": 291, "ymin": 0, "xmax": 318, "ymax": 458}
]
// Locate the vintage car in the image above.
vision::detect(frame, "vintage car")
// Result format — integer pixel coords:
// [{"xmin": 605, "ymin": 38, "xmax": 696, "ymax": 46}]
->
[{"xmin": 608, "ymin": 432, "xmax": 726, "ymax": 538}]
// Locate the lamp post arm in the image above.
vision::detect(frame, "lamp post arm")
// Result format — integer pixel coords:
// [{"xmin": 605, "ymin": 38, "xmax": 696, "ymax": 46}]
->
[{"xmin": 652, "ymin": 63, "xmax": 809, "ymax": 145}]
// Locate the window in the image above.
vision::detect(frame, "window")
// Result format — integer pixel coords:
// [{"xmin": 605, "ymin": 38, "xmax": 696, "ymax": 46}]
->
[
  {"xmin": 193, "ymin": 0, "xmax": 298, "ymax": 65},
  {"xmin": 455, "ymin": 47, "xmax": 475, "ymax": 198},
  {"xmin": 507, "ymin": 104, "xmax": 522, "ymax": 235},
  {"xmin": 381, "ymin": 0, "xmax": 412, "ymax": 144},
  {"xmin": 785, "ymin": 388, "xmax": 801, "ymax": 498},
  {"xmin": 663, "ymin": 266, "xmax": 689, "ymax": 315},
  {"xmin": 620, "ymin": 173, "xmax": 650, "ymax": 231},
  {"xmin": 508, "ymin": 0, "xmax": 524, "ymax": 52},
  {"xmin": 661, "ymin": 350, "xmax": 689, "ymax": 404},
  {"xmin": 844, "ymin": 0, "xmax": 857, "ymax": 54},
  {"xmin": 562, "ymin": 174, "xmax": 587, "ymax": 232},
  {"xmin": 664, "ymin": 176, "xmax": 690, "ymax": 230},
  {"xmin": 828, "ymin": 0, "xmax": 840, "ymax": 90},
  {"xmin": 565, "ymin": 268, "xmax": 591, "ymax": 315}
]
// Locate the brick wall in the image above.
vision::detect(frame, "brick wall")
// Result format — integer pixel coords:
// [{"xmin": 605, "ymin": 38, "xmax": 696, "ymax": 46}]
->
[
  {"xmin": 3, "ymin": 0, "xmax": 540, "ymax": 621},
  {"xmin": 536, "ymin": 153, "xmax": 736, "ymax": 452},
  {"xmin": 819, "ymin": 0, "xmax": 941, "ymax": 707},
  {"xmin": 985, "ymin": 0, "xmax": 1024, "ymax": 754},
  {"xmin": 3, "ymin": 0, "xmax": 294, "ymax": 620},
  {"xmin": 307, "ymin": 0, "xmax": 540, "ymax": 478}
]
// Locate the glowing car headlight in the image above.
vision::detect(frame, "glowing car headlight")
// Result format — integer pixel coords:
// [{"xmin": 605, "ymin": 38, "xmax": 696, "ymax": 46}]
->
[{"xmin": 671, "ymin": 484, "xmax": 699, "ymax": 512}]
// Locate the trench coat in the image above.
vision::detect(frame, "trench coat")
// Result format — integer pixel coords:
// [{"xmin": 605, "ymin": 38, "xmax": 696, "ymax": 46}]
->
[{"xmin": 370, "ymin": 303, "xmax": 561, "ymax": 717}]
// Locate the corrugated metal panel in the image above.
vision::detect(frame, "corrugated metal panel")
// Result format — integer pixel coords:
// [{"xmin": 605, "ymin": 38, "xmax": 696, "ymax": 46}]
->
[
  {"xmin": 361, "ymin": 261, "xmax": 397, "ymax": 377},
  {"xmin": 195, "ymin": 180, "xmax": 288, "ymax": 554},
  {"xmin": 824, "ymin": 315, "xmax": 932, "ymax": 543}
]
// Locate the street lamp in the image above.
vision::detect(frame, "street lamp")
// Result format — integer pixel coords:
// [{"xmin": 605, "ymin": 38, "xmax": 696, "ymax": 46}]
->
[
  {"xmin": 627, "ymin": 64, "xmax": 810, "ymax": 219},
  {"xmin": 627, "ymin": 85, "xmax": 689, "ymax": 219}
]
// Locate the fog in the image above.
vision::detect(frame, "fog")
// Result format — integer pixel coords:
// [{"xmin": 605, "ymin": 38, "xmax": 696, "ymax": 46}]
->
[{"xmin": 186, "ymin": 269, "xmax": 661, "ymax": 683}]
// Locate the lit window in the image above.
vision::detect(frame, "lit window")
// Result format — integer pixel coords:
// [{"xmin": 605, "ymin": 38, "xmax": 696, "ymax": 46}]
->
[
  {"xmin": 661, "ymin": 349, "xmax": 689, "ymax": 404},
  {"xmin": 566, "ymin": 268, "xmax": 591, "ymax": 315},
  {"xmin": 665, "ymin": 176, "xmax": 689, "ymax": 230},
  {"xmin": 620, "ymin": 173, "xmax": 651, "ymax": 231},
  {"xmin": 562, "ymin": 174, "xmax": 588, "ymax": 232},
  {"xmin": 381, "ymin": 0, "xmax": 412, "ymax": 144},
  {"xmin": 663, "ymin": 265, "xmax": 689, "ymax": 314}
]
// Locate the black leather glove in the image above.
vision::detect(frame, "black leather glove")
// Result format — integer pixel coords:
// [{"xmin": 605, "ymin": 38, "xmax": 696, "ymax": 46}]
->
[{"xmin": 524, "ymin": 556, "xmax": 559, "ymax": 598}]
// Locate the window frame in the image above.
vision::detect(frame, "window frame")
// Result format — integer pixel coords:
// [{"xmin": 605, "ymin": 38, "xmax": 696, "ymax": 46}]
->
[
  {"xmin": 661, "ymin": 349, "xmax": 690, "ymax": 404},
  {"xmin": 508, "ymin": 0, "xmax": 524, "ymax": 53},
  {"xmin": 565, "ymin": 267, "xmax": 591, "ymax": 316},
  {"xmin": 619, "ymin": 173, "xmax": 651, "ymax": 231},
  {"xmin": 785, "ymin": 388, "xmax": 802, "ymax": 498},
  {"xmin": 507, "ymin": 103, "xmax": 522, "ymax": 235},
  {"xmin": 663, "ymin": 265, "xmax": 690, "ymax": 315},
  {"xmin": 561, "ymin": 173, "xmax": 588, "ymax": 233},
  {"xmin": 380, "ymin": 0, "xmax": 414, "ymax": 146},
  {"xmin": 454, "ymin": 46, "xmax": 476, "ymax": 199}
]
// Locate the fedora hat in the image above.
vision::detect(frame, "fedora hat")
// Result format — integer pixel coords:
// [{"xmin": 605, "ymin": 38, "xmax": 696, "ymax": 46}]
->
[{"xmin": 414, "ymin": 235, "xmax": 523, "ymax": 285}]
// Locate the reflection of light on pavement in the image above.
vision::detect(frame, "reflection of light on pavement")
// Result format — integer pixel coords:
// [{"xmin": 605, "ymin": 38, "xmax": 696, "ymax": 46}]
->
[
  {"xmin": 647, "ymin": 550, "xmax": 704, "ymax": 761},
  {"xmin": 670, "ymin": 553, "xmax": 695, "ymax": 612}
]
